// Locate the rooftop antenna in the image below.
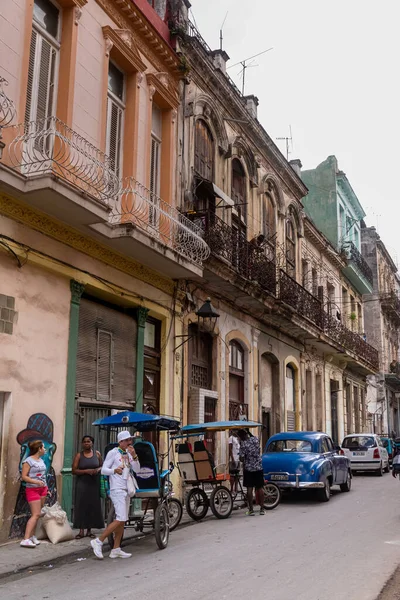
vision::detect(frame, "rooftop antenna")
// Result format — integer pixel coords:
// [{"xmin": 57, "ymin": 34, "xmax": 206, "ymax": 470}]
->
[
  {"xmin": 227, "ymin": 47, "xmax": 273, "ymax": 95},
  {"xmin": 276, "ymin": 125, "xmax": 293, "ymax": 160},
  {"xmin": 220, "ymin": 11, "xmax": 228, "ymax": 51}
]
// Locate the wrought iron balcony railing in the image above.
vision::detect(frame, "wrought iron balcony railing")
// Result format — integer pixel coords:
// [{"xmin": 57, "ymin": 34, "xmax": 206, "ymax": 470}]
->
[
  {"xmin": 110, "ymin": 177, "xmax": 210, "ymax": 267},
  {"xmin": 190, "ymin": 211, "xmax": 276, "ymax": 295},
  {"xmin": 5, "ymin": 117, "xmax": 118, "ymax": 204},
  {"xmin": 279, "ymin": 269, "xmax": 324, "ymax": 328},
  {"xmin": 381, "ymin": 291, "xmax": 400, "ymax": 318},
  {"xmin": 0, "ymin": 77, "xmax": 16, "ymax": 129},
  {"xmin": 323, "ymin": 313, "xmax": 379, "ymax": 370},
  {"xmin": 341, "ymin": 241, "xmax": 373, "ymax": 285}
]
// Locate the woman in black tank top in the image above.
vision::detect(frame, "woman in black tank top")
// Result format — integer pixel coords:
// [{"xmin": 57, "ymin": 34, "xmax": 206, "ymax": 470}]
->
[{"xmin": 72, "ymin": 435, "xmax": 104, "ymax": 538}]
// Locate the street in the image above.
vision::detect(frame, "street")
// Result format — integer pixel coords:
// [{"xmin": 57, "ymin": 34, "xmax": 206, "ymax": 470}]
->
[{"xmin": 2, "ymin": 474, "xmax": 400, "ymax": 600}]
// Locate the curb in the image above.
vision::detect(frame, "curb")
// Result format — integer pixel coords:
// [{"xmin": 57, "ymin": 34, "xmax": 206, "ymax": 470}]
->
[{"xmin": 0, "ymin": 514, "xmax": 202, "ymax": 582}]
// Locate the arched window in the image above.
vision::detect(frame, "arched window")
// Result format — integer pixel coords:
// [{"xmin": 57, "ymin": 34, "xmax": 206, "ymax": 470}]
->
[
  {"xmin": 286, "ymin": 219, "xmax": 296, "ymax": 277},
  {"xmin": 229, "ymin": 340, "xmax": 247, "ymax": 420},
  {"xmin": 264, "ymin": 193, "xmax": 276, "ymax": 260},
  {"xmin": 194, "ymin": 119, "xmax": 214, "ymax": 182},
  {"xmin": 231, "ymin": 159, "xmax": 246, "ymax": 223}
]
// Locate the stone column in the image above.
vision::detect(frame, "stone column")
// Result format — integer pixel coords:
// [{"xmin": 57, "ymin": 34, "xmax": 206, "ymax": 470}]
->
[
  {"xmin": 251, "ymin": 328, "xmax": 260, "ymax": 423},
  {"xmin": 61, "ymin": 280, "xmax": 85, "ymax": 520},
  {"xmin": 299, "ymin": 359, "xmax": 306, "ymax": 431},
  {"xmin": 311, "ymin": 365, "xmax": 317, "ymax": 430},
  {"xmin": 135, "ymin": 306, "xmax": 149, "ymax": 413}
]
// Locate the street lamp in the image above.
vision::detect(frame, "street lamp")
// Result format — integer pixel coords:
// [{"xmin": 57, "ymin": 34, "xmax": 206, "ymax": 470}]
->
[{"xmin": 195, "ymin": 297, "xmax": 220, "ymax": 333}]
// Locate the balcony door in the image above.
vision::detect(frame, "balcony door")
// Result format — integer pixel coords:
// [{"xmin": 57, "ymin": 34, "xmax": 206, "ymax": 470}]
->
[
  {"xmin": 229, "ymin": 341, "xmax": 247, "ymax": 420},
  {"xmin": 231, "ymin": 159, "xmax": 247, "ymax": 272}
]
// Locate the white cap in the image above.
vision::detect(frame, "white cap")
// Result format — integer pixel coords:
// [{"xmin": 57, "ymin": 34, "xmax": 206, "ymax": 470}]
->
[{"xmin": 117, "ymin": 430, "xmax": 132, "ymax": 443}]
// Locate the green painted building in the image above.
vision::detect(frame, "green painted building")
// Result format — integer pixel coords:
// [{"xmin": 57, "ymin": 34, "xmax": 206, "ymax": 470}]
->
[{"xmin": 302, "ymin": 156, "xmax": 373, "ymax": 295}]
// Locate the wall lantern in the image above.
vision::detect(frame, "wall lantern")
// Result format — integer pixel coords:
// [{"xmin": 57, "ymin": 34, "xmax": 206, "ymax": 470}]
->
[{"xmin": 174, "ymin": 297, "xmax": 220, "ymax": 352}]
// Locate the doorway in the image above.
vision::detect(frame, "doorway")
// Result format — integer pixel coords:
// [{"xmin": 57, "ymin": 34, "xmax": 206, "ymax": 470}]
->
[
  {"xmin": 262, "ymin": 409, "xmax": 271, "ymax": 451},
  {"xmin": 330, "ymin": 380, "xmax": 339, "ymax": 443}
]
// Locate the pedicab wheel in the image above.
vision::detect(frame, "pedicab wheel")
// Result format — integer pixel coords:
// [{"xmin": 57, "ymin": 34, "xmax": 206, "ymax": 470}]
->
[
  {"xmin": 209, "ymin": 486, "xmax": 233, "ymax": 519},
  {"xmin": 185, "ymin": 488, "xmax": 209, "ymax": 521},
  {"xmin": 263, "ymin": 482, "xmax": 281, "ymax": 510},
  {"xmin": 168, "ymin": 498, "xmax": 183, "ymax": 532},
  {"xmin": 106, "ymin": 506, "xmax": 125, "ymax": 549},
  {"xmin": 154, "ymin": 503, "xmax": 169, "ymax": 550}
]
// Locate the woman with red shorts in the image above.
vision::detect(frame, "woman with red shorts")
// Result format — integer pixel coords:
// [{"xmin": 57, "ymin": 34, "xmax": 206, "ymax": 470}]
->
[{"xmin": 20, "ymin": 440, "xmax": 48, "ymax": 548}]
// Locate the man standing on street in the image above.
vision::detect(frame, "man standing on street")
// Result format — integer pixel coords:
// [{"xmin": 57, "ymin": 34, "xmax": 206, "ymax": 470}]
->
[
  {"xmin": 91, "ymin": 431, "xmax": 140, "ymax": 559},
  {"xmin": 228, "ymin": 430, "xmax": 240, "ymax": 494},
  {"xmin": 236, "ymin": 429, "xmax": 265, "ymax": 516}
]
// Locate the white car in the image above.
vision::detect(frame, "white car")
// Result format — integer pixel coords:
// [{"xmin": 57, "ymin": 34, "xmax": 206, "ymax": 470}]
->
[{"xmin": 341, "ymin": 434, "xmax": 390, "ymax": 475}]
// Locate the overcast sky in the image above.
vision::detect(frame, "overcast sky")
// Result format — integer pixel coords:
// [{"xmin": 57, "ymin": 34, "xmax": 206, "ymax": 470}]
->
[{"xmin": 190, "ymin": 0, "xmax": 400, "ymax": 264}]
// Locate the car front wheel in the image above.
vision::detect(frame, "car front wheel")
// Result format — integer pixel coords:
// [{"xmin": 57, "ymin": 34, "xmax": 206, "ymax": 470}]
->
[
  {"xmin": 317, "ymin": 478, "xmax": 331, "ymax": 502},
  {"xmin": 340, "ymin": 470, "xmax": 352, "ymax": 492}
]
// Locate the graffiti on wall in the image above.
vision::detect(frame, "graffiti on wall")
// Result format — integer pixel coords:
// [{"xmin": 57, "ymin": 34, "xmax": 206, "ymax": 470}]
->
[{"xmin": 9, "ymin": 413, "xmax": 57, "ymax": 538}]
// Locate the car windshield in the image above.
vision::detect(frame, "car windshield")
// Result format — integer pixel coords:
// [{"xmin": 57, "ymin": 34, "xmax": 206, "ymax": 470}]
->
[
  {"xmin": 267, "ymin": 439, "xmax": 313, "ymax": 453},
  {"xmin": 342, "ymin": 436, "xmax": 376, "ymax": 450}
]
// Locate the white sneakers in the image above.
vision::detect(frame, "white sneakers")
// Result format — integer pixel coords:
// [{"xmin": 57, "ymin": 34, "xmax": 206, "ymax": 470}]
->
[
  {"xmin": 90, "ymin": 538, "xmax": 104, "ymax": 559},
  {"xmin": 109, "ymin": 547, "xmax": 132, "ymax": 559},
  {"xmin": 90, "ymin": 538, "xmax": 132, "ymax": 560},
  {"xmin": 20, "ymin": 539, "xmax": 36, "ymax": 548},
  {"xmin": 31, "ymin": 536, "xmax": 40, "ymax": 545}
]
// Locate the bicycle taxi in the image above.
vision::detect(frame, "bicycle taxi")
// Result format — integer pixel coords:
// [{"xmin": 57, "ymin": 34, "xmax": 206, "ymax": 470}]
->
[
  {"xmin": 173, "ymin": 420, "xmax": 281, "ymax": 521},
  {"xmin": 93, "ymin": 410, "xmax": 183, "ymax": 549}
]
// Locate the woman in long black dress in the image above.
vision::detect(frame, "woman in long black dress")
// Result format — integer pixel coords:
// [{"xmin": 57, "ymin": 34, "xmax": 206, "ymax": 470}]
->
[{"xmin": 72, "ymin": 436, "xmax": 104, "ymax": 538}]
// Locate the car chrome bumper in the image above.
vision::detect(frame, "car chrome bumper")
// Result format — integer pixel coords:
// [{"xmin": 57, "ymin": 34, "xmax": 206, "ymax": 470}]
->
[{"xmin": 265, "ymin": 474, "xmax": 324, "ymax": 489}]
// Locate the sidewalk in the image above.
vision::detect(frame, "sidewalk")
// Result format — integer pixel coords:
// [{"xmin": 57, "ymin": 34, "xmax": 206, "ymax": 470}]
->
[{"xmin": 0, "ymin": 513, "xmax": 195, "ymax": 580}]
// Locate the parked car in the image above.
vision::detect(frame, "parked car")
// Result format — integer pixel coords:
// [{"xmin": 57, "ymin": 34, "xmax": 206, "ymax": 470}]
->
[
  {"xmin": 341, "ymin": 434, "xmax": 389, "ymax": 475},
  {"xmin": 262, "ymin": 432, "xmax": 351, "ymax": 502},
  {"xmin": 380, "ymin": 437, "xmax": 396, "ymax": 465}
]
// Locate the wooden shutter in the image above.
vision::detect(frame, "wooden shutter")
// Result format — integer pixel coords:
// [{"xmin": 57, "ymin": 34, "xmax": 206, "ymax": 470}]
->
[
  {"xmin": 76, "ymin": 299, "xmax": 137, "ymax": 406},
  {"xmin": 106, "ymin": 96, "xmax": 123, "ymax": 176},
  {"xmin": 25, "ymin": 29, "xmax": 57, "ymax": 125},
  {"xmin": 96, "ymin": 330, "xmax": 113, "ymax": 401},
  {"xmin": 149, "ymin": 137, "xmax": 160, "ymax": 226}
]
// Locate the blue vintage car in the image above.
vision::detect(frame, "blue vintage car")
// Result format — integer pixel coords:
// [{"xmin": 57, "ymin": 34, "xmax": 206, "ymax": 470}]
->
[{"xmin": 262, "ymin": 431, "xmax": 352, "ymax": 502}]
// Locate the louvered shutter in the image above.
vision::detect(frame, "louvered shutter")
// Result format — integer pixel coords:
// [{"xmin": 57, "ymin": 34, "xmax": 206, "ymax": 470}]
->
[
  {"xmin": 149, "ymin": 137, "xmax": 160, "ymax": 227},
  {"xmin": 25, "ymin": 29, "xmax": 57, "ymax": 126},
  {"xmin": 106, "ymin": 96, "xmax": 123, "ymax": 176},
  {"xmin": 76, "ymin": 299, "xmax": 137, "ymax": 406},
  {"xmin": 96, "ymin": 330, "xmax": 113, "ymax": 401}
]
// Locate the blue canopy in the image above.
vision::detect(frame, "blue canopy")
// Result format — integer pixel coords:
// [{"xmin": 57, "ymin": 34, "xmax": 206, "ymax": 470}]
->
[
  {"xmin": 179, "ymin": 420, "xmax": 262, "ymax": 434},
  {"xmin": 92, "ymin": 411, "xmax": 180, "ymax": 432}
]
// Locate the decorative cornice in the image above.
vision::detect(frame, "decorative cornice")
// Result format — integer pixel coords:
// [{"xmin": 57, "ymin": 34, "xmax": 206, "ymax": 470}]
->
[
  {"xmin": 0, "ymin": 194, "xmax": 175, "ymax": 296},
  {"xmin": 102, "ymin": 26, "xmax": 147, "ymax": 73},
  {"xmin": 95, "ymin": 0, "xmax": 181, "ymax": 76},
  {"xmin": 146, "ymin": 73, "xmax": 179, "ymax": 109},
  {"xmin": 58, "ymin": 0, "xmax": 88, "ymax": 8}
]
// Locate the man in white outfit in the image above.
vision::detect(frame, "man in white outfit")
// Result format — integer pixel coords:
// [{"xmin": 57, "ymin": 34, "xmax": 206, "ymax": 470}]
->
[{"xmin": 91, "ymin": 430, "xmax": 140, "ymax": 559}]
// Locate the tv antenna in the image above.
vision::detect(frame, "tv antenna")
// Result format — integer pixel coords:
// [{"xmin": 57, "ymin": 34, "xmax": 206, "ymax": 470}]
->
[
  {"xmin": 220, "ymin": 11, "xmax": 228, "ymax": 51},
  {"xmin": 227, "ymin": 47, "xmax": 273, "ymax": 95},
  {"xmin": 276, "ymin": 125, "xmax": 293, "ymax": 160}
]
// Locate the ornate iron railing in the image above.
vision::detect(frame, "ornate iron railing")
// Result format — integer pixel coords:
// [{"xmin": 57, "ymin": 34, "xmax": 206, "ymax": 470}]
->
[
  {"xmin": 279, "ymin": 269, "xmax": 324, "ymax": 328},
  {"xmin": 342, "ymin": 241, "xmax": 373, "ymax": 285},
  {"xmin": 381, "ymin": 291, "xmax": 400, "ymax": 318},
  {"xmin": 5, "ymin": 117, "xmax": 118, "ymax": 204},
  {"xmin": 110, "ymin": 177, "xmax": 210, "ymax": 267},
  {"xmin": 0, "ymin": 77, "xmax": 16, "ymax": 128},
  {"xmin": 323, "ymin": 313, "xmax": 379, "ymax": 370},
  {"xmin": 191, "ymin": 211, "xmax": 276, "ymax": 295}
]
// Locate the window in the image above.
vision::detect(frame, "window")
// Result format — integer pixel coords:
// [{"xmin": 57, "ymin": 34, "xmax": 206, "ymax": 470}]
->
[
  {"xmin": 312, "ymin": 268, "xmax": 318, "ymax": 297},
  {"xmin": 149, "ymin": 103, "xmax": 162, "ymax": 226},
  {"xmin": 342, "ymin": 436, "xmax": 376, "ymax": 449},
  {"xmin": 25, "ymin": 0, "xmax": 60, "ymax": 126},
  {"xmin": 194, "ymin": 119, "xmax": 214, "ymax": 181},
  {"xmin": 229, "ymin": 341, "xmax": 246, "ymax": 420},
  {"xmin": 106, "ymin": 61, "xmax": 125, "ymax": 177},
  {"xmin": 188, "ymin": 324, "xmax": 212, "ymax": 389},
  {"xmin": 231, "ymin": 159, "xmax": 246, "ymax": 222},
  {"xmin": 320, "ymin": 438, "xmax": 330, "ymax": 453},
  {"xmin": 267, "ymin": 439, "xmax": 312, "ymax": 453},
  {"xmin": 286, "ymin": 219, "xmax": 296, "ymax": 277},
  {"xmin": 264, "ymin": 193, "xmax": 276, "ymax": 258},
  {"xmin": 143, "ymin": 318, "xmax": 161, "ymax": 415},
  {"xmin": 339, "ymin": 205, "xmax": 345, "ymax": 243}
]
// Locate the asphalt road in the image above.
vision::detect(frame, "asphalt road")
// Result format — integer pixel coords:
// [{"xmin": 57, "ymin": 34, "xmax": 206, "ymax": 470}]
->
[{"xmin": 2, "ymin": 473, "xmax": 400, "ymax": 600}]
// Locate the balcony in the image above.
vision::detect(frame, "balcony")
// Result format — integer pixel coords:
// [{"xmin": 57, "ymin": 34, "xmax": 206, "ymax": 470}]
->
[
  {"xmin": 0, "ymin": 77, "xmax": 16, "ymax": 130},
  {"xmin": 279, "ymin": 269, "xmax": 324, "ymax": 329},
  {"xmin": 90, "ymin": 177, "xmax": 210, "ymax": 278},
  {"xmin": 341, "ymin": 241, "xmax": 373, "ymax": 294},
  {"xmin": 381, "ymin": 291, "xmax": 400, "ymax": 325},
  {"xmin": 385, "ymin": 361, "xmax": 400, "ymax": 392},
  {"xmin": 190, "ymin": 210, "xmax": 276, "ymax": 297},
  {"xmin": 278, "ymin": 270, "xmax": 379, "ymax": 372},
  {"xmin": 1, "ymin": 117, "xmax": 116, "ymax": 225}
]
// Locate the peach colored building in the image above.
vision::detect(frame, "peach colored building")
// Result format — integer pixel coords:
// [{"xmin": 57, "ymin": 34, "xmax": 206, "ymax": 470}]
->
[{"xmin": 0, "ymin": 0, "xmax": 206, "ymax": 540}]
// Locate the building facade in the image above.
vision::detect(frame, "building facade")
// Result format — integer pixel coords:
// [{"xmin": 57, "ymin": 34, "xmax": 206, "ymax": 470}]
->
[
  {"xmin": 0, "ymin": 0, "xmax": 205, "ymax": 541},
  {"xmin": 362, "ymin": 225, "xmax": 400, "ymax": 435}
]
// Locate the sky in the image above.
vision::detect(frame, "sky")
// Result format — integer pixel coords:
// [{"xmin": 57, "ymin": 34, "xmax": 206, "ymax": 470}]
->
[{"xmin": 190, "ymin": 0, "xmax": 400, "ymax": 265}]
